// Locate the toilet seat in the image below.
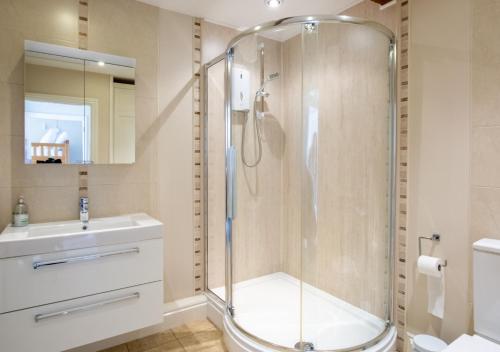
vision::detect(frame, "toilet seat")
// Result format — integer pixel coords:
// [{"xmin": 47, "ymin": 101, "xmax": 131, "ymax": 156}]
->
[
  {"xmin": 444, "ymin": 334, "xmax": 500, "ymax": 352},
  {"xmin": 413, "ymin": 334, "xmax": 448, "ymax": 352}
]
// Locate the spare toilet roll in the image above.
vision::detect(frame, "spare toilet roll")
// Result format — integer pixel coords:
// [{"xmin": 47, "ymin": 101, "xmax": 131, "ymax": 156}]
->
[{"xmin": 418, "ymin": 255, "xmax": 445, "ymax": 319}]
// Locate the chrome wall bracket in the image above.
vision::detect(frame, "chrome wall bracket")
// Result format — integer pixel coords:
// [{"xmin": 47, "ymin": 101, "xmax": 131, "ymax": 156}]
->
[
  {"xmin": 295, "ymin": 341, "xmax": 315, "ymax": 351},
  {"xmin": 418, "ymin": 233, "xmax": 447, "ymax": 267}
]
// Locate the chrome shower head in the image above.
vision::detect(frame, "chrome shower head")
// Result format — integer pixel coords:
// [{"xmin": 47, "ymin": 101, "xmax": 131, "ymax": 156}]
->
[
  {"xmin": 256, "ymin": 72, "xmax": 280, "ymax": 98},
  {"xmin": 256, "ymin": 88, "xmax": 270, "ymax": 98},
  {"xmin": 266, "ymin": 72, "xmax": 280, "ymax": 82}
]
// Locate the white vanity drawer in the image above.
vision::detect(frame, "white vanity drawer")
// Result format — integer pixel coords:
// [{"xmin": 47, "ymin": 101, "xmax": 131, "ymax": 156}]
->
[
  {"xmin": 0, "ymin": 281, "xmax": 163, "ymax": 352},
  {"xmin": 0, "ymin": 239, "xmax": 162, "ymax": 313}
]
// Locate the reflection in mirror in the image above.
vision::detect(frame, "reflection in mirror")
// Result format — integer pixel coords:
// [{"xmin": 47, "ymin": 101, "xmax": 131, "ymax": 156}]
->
[
  {"xmin": 24, "ymin": 52, "xmax": 85, "ymax": 164},
  {"xmin": 24, "ymin": 41, "xmax": 136, "ymax": 165}
]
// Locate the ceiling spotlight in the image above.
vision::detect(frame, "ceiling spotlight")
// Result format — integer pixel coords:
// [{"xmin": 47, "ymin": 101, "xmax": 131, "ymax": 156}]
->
[
  {"xmin": 265, "ymin": 0, "xmax": 283, "ymax": 8},
  {"xmin": 97, "ymin": 61, "xmax": 105, "ymax": 67}
]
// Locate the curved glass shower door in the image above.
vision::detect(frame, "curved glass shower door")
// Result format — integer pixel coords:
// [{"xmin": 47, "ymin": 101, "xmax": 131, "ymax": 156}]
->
[
  {"xmin": 299, "ymin": 21, "xmax": 394, "ymax": 350},
  {"xmin": 228, "ymin": 26, "xmax": 301, "ymax": 348},
  {"xmin": 224, "ymin": 17, "xmax": 395, "ymax": 352}
]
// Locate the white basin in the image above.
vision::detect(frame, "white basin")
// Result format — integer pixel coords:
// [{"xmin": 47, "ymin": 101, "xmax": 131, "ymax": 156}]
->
[
  {"xmin": 24, "ymin": 217, "xmax": 138, "ymax": 237},
  {"xmin": 0, "ymin": 213, "xmax": 162, "ymax": 258}
]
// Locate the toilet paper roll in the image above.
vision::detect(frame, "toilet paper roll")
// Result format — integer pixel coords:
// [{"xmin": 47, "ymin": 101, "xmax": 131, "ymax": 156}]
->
[
  {"xmin": 418, "ymin": 255, "xmax": 444, "ymax": 278},
  {"xmin": 418, "ymin": 255, "xmax": 445, "ymax": 319}
]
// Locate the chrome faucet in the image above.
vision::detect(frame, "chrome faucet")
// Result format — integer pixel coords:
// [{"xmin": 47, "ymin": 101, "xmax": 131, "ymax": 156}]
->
[{"xmin": 79, "ymin": 197, "xmax": 89, "ymax": 229}]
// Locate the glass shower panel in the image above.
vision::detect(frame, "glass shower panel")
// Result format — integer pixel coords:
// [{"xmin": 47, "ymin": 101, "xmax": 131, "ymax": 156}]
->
[
  {"xmin": 300, "ymin": 22, "xmax": 393, "ymax": 351},
  {"xmin": 299, "ymin": 21, "xmax": 320, "ymax": 351},
  {"xmin": 229, "ymin": 25, "xmax": 302, "ymax": 349},
  {"xmin": 205, "ymin": 58, "xmax": 226, "ymax": 300}
]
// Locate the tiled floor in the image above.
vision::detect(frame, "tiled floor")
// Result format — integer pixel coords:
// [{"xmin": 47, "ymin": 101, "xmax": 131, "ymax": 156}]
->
[{"xmin": 99, "ymin": 320, "xmax": 227, "ymax": 352}]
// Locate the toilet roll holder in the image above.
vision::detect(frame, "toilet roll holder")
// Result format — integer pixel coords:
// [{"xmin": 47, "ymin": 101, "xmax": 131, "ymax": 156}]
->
[{"xmin": 418, "ymin": 233, "xmax": 448, "ymax": 269}]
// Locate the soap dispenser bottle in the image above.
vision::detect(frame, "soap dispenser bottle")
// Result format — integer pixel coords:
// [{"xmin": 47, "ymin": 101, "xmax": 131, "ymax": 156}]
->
[{"xmin": 12, "ymin": 195, "xmax": 29, "ymax": 227}]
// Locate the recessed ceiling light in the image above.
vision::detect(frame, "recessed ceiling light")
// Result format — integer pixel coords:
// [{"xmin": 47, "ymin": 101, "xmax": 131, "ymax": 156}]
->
[
  {"xmin": 97, "ymin": 61, "xmax": 105, "ymax": 67},
  {"xmin": 265, "ymin": 0, "xmax": 283, "ymax": 8}
]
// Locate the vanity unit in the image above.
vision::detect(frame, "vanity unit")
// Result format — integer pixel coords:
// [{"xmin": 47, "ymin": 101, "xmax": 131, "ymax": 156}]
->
[{"xmin": 0, "ymin": 213, "xmax": 163, "ymax": 352}]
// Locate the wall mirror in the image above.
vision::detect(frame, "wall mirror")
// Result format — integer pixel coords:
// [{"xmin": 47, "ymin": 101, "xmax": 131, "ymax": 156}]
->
[{"xmin": 24, "ymin": 41, "xmax": 136, "ymax": 165}]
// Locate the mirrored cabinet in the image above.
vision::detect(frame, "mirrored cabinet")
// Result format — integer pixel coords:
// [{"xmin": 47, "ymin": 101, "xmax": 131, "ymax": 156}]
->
[{"xmin": 24, "ymin": 41, "xmax": 136, "ymax": 165}]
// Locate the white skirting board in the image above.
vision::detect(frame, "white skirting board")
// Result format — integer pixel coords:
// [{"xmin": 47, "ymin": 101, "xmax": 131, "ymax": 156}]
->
[
  {"xmin": 66, "ymin": 295, "xmax": 208, "ymax": 352},
  {"xmin": 206, "ymin": 291, "xmax": 225, "ymax": 331}
]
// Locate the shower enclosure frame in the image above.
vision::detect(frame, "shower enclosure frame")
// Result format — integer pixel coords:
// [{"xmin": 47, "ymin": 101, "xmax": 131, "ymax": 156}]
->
[
  {"xmin": 205, "ymin": 14, "xmax": 397, "ymax": 352},
  {"xmin": 203, "ymin": 52, "xmax": 226, "ymax": 309}
]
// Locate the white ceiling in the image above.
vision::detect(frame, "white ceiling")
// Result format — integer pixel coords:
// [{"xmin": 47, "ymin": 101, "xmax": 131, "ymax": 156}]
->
[{"xmin": 138, "ymin": 0, "xmax": 364, "ymax": 30}]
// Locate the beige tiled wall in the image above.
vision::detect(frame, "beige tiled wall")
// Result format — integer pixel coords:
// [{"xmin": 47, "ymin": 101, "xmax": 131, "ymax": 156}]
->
[
  {"xmin": 0, "ymin": 0, "xmax": 80, "ymax": 228},
  {"xmin": 343, "ymin": 0, "xmax": 399, "ymax": 31},
  {"xmin": 406, "ymin": 0, "xmax": 472, "ymax": 345},
  {"xmin": 201, "ymin": 21, "xmax": 237, "ymax": 64},
  {"xmin": 468, "ymin": 0, "xmax": 500, "ymax": 340},
  {"xmin": 156, "ymin": 8, "xmax": 197, "ymax": 301},
  {"xmin": 406, "ymin": 0, "xmax": 500, "ymax": 345},
  {"xmin": 348, "ymin": 1, "xmax": 500, "ymax": 349},
  {"xmin": 470, "ymin": 0, "xmax": 500, "ymax": 247}
]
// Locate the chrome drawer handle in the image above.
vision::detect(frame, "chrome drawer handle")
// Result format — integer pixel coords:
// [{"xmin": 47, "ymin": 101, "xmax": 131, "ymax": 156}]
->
[
  {"xmin": 32, "ymin": 247, "xmax": 140, "ymax": 269},
  {"xmin": 34, "ymin": 292, "xmax": 140, "ymax": 322}
]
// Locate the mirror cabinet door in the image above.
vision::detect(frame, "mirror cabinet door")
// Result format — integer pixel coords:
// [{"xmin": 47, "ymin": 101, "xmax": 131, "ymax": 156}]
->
[
  {"xmin": 83, "ymin": 60, "xmax": 135, "ymax": 164},
  {"xmin": 24, "ymin": 51, "xmax": 85, "ymax": 164}
]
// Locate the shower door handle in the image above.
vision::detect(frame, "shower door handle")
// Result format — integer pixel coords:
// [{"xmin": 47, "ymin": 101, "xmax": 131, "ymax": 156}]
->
[{"xmin": 227, "ymin": 146, "xmax": 237, "ymax": 220}]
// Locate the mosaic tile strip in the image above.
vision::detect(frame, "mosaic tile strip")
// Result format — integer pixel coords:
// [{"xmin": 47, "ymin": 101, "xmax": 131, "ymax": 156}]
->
[
  {"xmin": 192, "ymin": 18, "xmax": 203, "ymax": 295},
  {"xmin": 396, "ymin": 1, "xmax": 409, "ymax": 351},
  {"xmin": 78, "ymin": 0, "xmax": 88, "ymax": 50},
  {"xmin": 78, "ymin": 0, "xmax": 89, "ymax": 199}
]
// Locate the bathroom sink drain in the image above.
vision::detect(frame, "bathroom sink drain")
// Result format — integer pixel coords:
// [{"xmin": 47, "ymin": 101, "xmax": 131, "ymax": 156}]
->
[{"xmin": 294, "ymin": 342, "xmax": 314, "ymax": 351}]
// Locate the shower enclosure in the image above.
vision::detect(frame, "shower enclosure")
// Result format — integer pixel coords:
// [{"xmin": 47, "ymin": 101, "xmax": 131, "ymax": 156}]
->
[{"xmin": 205, "ymin": 15, "xmax": 397, "ymax": 352}]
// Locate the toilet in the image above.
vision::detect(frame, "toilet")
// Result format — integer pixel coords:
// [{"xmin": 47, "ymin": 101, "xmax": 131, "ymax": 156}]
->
[
  {"xmin": 414, "ymin": 238, "xmax": 500, "ymax": 352},
  {"xmin": 443, "ymin": 238, "xmax": 500, "ymax": 351}
]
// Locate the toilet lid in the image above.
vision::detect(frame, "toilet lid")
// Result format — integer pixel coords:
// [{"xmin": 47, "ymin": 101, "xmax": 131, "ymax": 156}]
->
[{"xmin": 414, "ymin": 334, "xmax": 448, "ymax": 352}]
